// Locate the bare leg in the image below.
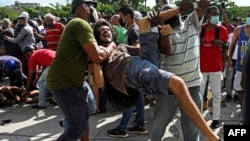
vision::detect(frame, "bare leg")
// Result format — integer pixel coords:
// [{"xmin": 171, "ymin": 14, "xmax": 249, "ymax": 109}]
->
[
  {"xmin": 168, "ymin": 75, "xmax": 219, "ymax": 141},
  {"xmin": 2, "ymin": 87, "xmax": 20, "ymax": 102}
]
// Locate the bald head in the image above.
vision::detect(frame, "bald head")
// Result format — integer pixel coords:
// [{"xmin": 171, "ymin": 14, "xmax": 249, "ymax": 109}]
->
[{"xmin": 2, "ymin": 18, "xmax": 11, "ymax": 29}]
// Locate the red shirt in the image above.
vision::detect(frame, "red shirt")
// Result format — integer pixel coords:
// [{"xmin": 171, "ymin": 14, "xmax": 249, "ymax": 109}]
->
[
  {"xmin": 200, "ymin": 24, "xmax": 228, "ymax": 72},
  {"xmin": 28, "ymin": 49, "xmax": 56, "ymax": 71},
  {"xmin": 46, "ymin": 22, "xmax": 64, "ymax": 50}
]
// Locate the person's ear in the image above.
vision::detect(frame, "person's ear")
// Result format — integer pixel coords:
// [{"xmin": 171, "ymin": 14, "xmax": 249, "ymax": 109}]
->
[{"xmin": 82, "ymin": 4, "xmax": 90, "ymax": 13}]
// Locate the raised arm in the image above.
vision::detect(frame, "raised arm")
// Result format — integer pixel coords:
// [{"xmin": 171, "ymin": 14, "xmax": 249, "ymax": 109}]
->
[{"xmin": 197, "ymin": 0, "xmax": 210, "ymax": 21}]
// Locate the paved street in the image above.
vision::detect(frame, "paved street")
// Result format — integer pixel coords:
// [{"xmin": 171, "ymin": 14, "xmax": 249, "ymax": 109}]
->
[{"xmin": 0, "ymin": 78, "xmax": 241, "ymax": 141}]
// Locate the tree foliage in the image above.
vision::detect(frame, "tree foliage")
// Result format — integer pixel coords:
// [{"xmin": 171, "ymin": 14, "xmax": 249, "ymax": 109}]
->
[{"xmin": 0, "ymin": 0, "xmax": 249, "ymax": 23}]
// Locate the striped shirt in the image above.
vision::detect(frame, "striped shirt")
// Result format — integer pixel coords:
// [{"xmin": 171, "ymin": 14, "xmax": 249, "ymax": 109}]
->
[
  {"xmin": 46, "ymin": 22, "xmax": 64, "ymax": 50},
  {"xmin": 161, "ymin": 11, "xmax": 202, "ymax": 87}
]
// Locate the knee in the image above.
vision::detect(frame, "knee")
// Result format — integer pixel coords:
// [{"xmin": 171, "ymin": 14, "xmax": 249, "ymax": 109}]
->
[
  {"xmin": 168, "ymin": 75, "xmax": 186, "ymax": 92},
  {"xmin": 68, "ymin": 124, "xmax": 87, "ymax": 139}
]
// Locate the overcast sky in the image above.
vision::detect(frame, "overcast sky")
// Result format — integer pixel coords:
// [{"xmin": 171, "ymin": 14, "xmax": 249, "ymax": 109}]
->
[{"xmin": 0, "ymin": 0, "xmax": 249, "ymax": 7}]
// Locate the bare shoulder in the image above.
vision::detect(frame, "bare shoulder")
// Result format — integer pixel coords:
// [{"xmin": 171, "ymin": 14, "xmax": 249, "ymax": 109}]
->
[{"xmin": 234, "ymin": 25, "xmax": 243, "ymax": 34}]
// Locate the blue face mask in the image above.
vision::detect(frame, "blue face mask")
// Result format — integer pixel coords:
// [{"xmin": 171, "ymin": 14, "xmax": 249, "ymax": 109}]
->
[
  {"xmin": 246, "ymin": 17, "xmax": 250, "ymax": 25},
  {"xmin": 17, "ymin": 24, "xmax": 24, "ymax": 29},
  {"xmin": 210, "ymin": 16, "xmax": 219, "ymax": 24}
]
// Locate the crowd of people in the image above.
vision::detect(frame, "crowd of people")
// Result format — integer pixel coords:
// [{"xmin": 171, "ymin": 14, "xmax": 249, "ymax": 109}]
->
[{"xmin": 0, "ymin": 0, "xmax": 250, "ymax": 140}]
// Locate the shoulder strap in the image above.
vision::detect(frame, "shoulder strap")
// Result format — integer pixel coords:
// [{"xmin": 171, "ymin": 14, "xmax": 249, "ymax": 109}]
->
[
  {"xmin": 215, "ymin": 25, "xmax": 221, "ymax": 39},
  {"xmin": 200, "ymin": 24, "xmax": 206, "ymax": 38},
  {"xmin": 201, "ymin": 24, "xmax": 221, "ymax": 39}
]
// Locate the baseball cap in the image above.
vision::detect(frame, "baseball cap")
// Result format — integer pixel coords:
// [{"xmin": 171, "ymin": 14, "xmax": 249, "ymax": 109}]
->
[
  {"xmin": 71, "ymin": 0, "xmax": 97, "ymax": 13},
  {"xmin": 18, "ymin": 12, "xmax": 29, "ymax": 19},
  {"xmin": 134, "ymin": 11, "xmax": 142, "ymax": 20}
]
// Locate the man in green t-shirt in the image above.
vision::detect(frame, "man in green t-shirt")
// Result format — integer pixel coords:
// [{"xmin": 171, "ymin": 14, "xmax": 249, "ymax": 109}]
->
[{"xmin": 46, "ymin": 0, "xmax": 115, "ymax": 140}]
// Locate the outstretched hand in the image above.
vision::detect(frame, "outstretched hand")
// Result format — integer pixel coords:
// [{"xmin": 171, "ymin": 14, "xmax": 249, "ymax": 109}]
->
[{"xmin": 148, "ymin": 8, "xmax": 164, "ymax": 27}]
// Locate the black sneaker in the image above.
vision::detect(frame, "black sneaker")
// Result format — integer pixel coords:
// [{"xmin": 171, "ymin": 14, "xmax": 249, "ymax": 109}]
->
[
  {"xmin": 49, "ymin": 100, "xmax": 58, "ymax": 106},
  {"xmin": 233, "ymin": 95, "xmax": 239, "ymax": 103},
  {"xmin": 107, "ymin": 127, "xmax": 128, "ymax": 138},
  {"xmin": 210, "ymin": 120, "xmax": 220, "ymax": 129},
  {"xmin": 224, "ymin": 94, "xmax": 232, "ymax": 102},
  {"xmin": 31, "ymin": 104, "xmax": 46, "ymax": 109},
  {"xmin": 149, "ymin": 98, "xmax": 156, "ymax": 107},
  {"xmin": 127, "ymin": 125, "xmax": 148, "ymax": 134}
]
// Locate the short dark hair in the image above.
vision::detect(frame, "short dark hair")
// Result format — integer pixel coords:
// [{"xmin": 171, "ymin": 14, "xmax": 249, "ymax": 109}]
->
[
  {"xmin": 118, "ymin": 6, "xmax": 134, "ymax": 19},
  {"xmin": 206, "ymin": 6, "xmax": 218, "ymax": 14},
  {"xmin": 233, "ymin": 17, "xmax": 242, "ymax": 22}
]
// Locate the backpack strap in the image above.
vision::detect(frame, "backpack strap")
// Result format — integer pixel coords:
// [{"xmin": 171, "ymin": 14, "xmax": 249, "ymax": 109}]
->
[
  {"xmin": 200, "ymin": 24, "xmax": 221, "ymax": 39},
  {"xmin": 200, "ymin": 24, "xmax": 206, "ymax": 39},
  {"xmin": 215, "ymin": 25, "xmax": 221, "ymax": 39}
]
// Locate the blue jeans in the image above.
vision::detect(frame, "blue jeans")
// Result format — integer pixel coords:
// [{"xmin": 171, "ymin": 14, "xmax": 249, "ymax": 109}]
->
[
  {"xmin": 117, "ymin": 32, "xmax": 161, "ymax": 131},
  {"xmin": 48, "ymin": 86, "xmax": 89, "ymax": 141},
  {"xmin": 151, "ymin": 86, "xmax": 202, "ymax": 141},
  {"xmin": 118, "ymin": 92, "xmax": 145, "ymax": 130},
  {"xmin": 140, "ymin": 32, "xmax": 160, "ymax": 67},
  {"xmin": 37, "ymin": 67, "xmax": 55, "ymax": 107},
  {"xmin": 124, "ymin": 57, "xmax": 172, "ymax": 96}
]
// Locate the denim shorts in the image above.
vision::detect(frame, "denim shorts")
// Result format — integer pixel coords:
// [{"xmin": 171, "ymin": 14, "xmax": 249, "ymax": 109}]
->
[{"xmin": 124, "ymin": 56, "xmax": 173, "ymax": 95}]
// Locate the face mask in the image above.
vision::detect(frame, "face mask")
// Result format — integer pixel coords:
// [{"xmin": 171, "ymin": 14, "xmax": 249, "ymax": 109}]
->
[
  {"xmin": 17, "ymin": 24, "xmax": 24, "ymax": 29},
  {"xmin": 246, "ymin": 17, "xmax": 250, "ymax": 25},
  {"xmin": 210, "ymin": 16, "xmax": 219, "ymax": 24}
]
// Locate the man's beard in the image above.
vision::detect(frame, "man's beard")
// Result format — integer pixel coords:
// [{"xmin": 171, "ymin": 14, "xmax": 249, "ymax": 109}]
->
[{"xmin": 100, "ymin": 40, "xmax": 112, "ymax": 46}]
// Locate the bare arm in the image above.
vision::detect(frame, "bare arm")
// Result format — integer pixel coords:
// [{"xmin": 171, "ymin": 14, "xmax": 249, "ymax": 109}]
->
[
  {"xmin": 26, "ymin": 70, "xmax": 34, "ymax": 90},
  {"xmin": 34, "ymin": 31, "xmax": 47, "ymax": 41},
  {"xmin": 228, "ymin": 26, "xmax": 240, "ymax": 69},
  {"xmin": 241, "ymin": 50, "xmax": 250, "ymax": 89},
  {"xmin": 158, "ymin": 25, "xmax": 172, "ymax": 55},
  {"xmin": 83, "ymin": 42, "xmax": 115, "ymax": 64},
  {"xmin": 222, "ymin": 49, "xmax": 227, "ymax": 72},
  {"xmin": 221, "ymin": 2, "xmax": 234, "ymax": 33},
  {"xmin": 148, "ymin": 10, "xmax": 172, "ymax": 55},
  {"xmin": 196, "ymin": 0, "xmax": 210, "ymax": 21}
]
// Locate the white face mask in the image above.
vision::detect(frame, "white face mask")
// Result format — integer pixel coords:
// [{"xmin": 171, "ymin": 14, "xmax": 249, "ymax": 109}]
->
[{"xmin": 246, "ymin": 17, "xmax": 250, "ymax": 25}]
